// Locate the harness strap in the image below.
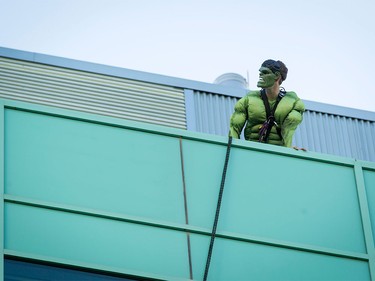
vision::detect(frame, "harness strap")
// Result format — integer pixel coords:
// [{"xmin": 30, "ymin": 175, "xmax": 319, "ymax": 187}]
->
[{"xmin": 259, "ymin": 89, "xmax": 284, "ymax": 142}]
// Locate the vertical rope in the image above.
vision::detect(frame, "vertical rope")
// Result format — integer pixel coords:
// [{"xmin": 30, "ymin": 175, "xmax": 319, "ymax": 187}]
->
[
  {"xmin": 203, "ymin": 136, "xmax": 233, "ymax": 281},
  {"xmin": 179, "ymin": 137, "xmax": 194, "ymax": 279}
]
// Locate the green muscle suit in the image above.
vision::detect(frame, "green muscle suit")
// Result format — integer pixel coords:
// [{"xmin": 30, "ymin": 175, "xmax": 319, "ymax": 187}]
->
[{"xmin": 229, "ymin": 90, "xmax": 305, "ymax": 147}]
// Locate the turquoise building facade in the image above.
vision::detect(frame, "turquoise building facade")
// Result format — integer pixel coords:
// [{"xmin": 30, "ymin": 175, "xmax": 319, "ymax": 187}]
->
[
  {"xmin": 1, "ymin": 99, "xmax": 375, "ymax": 280},
  {"xmin": 0, "ymin": 47, "xmax": 374, "ymax": 280}
]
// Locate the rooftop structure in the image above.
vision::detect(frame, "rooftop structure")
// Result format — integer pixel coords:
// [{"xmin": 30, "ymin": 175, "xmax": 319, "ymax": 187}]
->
[
  {"xmin": 1, "ymin": 47, "xmax": 374, "ymax": 162},
  {"xmin": 0, "ymin": 47, "xmax": 374, "ymax": 280}
]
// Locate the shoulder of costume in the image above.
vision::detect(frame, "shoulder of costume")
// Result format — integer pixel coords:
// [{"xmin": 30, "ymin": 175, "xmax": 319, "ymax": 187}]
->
[
  {"xmin": 284, "ymin": 91, "xmax": 298, "ymax": 99},
  {"xmin": 245, "ymin": 90, "xmax": 261, "ymax": 97}
]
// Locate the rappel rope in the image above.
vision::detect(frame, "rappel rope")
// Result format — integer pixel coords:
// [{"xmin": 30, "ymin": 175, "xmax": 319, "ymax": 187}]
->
[
  {"xmin": 203, "ymin": 136, "xmax": 233, "ymax": 281},
  {"xmin": 203, "ymin": 89, "xmax": 283, "ymax": 279}
]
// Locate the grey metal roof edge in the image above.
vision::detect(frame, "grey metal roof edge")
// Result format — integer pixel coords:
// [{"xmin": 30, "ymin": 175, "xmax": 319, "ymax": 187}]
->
[
  {"xmin": 1, "ymin": 47, "xmax": 373, "ymax": 121},
  {"xmin": 303, "ymin": 100, "xmax": 375, "ymax": 121},
  {"xmin": 0, "ymin": 46, "xmax": 247, "ymax": 97}
]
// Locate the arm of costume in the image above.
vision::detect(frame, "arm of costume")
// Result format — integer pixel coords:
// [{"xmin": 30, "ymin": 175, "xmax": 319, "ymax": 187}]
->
[
  {"xmin": 229, "ymin": 97, "xmax": 248, "ymax": 139},
  {"xmin": 281, "ymin": 98, "xmax": 305, "ymax": 147}
]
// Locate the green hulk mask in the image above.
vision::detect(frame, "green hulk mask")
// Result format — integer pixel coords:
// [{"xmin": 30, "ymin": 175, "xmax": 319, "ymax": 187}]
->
[
  {"xmin": 256, "ymin": 59, "xmax": 288, "ymax": 88},
  {"xmin": 257, "ymin": 67, "xmax": 280, "ymax": 88}
]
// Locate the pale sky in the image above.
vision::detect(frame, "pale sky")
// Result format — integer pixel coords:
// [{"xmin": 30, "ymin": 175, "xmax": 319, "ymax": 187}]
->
[{"xmin": 1, "ymin": 0, "xmax": 374, "ymax": 112}]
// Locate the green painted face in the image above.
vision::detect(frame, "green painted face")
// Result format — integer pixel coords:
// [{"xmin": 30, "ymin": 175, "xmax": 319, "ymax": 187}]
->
[{"xmin": 257, "ymin": 67, "xmax": 279, "ymax": 88}]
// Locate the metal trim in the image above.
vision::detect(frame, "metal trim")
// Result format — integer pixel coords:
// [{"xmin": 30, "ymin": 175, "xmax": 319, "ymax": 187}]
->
[{"xmin": 0, "ymin": 57, "xmax": 186, "ymax": 129}]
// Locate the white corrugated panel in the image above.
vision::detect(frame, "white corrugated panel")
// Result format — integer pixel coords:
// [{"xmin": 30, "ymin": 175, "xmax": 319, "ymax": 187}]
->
[
  {"xmin": 192, "ymin": 91, "xmax": 375, "ymax": 162},
  {"xmin": 0, "ymin": 57, "xmax": 186, "ymax": 129}
]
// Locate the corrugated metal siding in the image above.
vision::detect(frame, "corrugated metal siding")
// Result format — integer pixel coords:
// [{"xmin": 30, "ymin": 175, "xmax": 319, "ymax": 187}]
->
[
  {"xmin": 0, "ymin": 57, "xmax": 186, "ymax": 129},
  {"xmin": 193, "ymin": 91, "xmax": 238, "ymax": 136},
  {"xmin": 191, "ymin": 91, "xmax": 375, "ymax": 162},
  {"xmin": 294, "ymin": 111, "xmax": 375, "ymax": 161}
]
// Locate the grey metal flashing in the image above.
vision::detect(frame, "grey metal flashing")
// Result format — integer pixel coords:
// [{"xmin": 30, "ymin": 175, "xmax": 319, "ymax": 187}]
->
[
  {"xmin": 1, "ymin": 47, "xmax": 373, "ymax": 122},
  {"xmin": 184, "ymin": 89, "xmax": 196, "ymax": 131},
  {"xmin": 303, "ymin": 100, "xmax": 375, "ymax": 122},
  {"xmin": 0, "ymin": 47, "xmax": 247, "ymax": 98}
]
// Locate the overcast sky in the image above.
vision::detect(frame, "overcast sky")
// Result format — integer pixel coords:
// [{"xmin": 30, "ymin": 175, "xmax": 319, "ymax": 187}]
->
[{"xmin": 1, "ymin": 0, "xmax": 374, "ymax": 112}]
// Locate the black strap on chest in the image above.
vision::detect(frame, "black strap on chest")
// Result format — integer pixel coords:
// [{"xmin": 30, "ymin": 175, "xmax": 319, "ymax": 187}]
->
[{"xmin": 259, "ymin": 89, "xmax": 285, "ymax": 143}]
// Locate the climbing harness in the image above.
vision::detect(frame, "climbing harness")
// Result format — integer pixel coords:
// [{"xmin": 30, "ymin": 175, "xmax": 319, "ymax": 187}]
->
[
  {"xmin": 203, "ymin": 136, "xmax": 233, "ymax": 281},
  {"xmin": 259, "ymin": 88, "xmax": 285, "ymax": 143}
]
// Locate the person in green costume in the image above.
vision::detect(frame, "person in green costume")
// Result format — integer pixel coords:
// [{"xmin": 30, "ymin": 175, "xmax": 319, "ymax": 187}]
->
[{"xmin": 229, "ymin": 59, "xmax": 305, "ymax": 148}]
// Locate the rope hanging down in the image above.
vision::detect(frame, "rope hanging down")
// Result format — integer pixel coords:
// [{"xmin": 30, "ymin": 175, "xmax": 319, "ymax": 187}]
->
[{"xmin": 203, "ymin": 136, "xmax": 233, "ymax": 281}]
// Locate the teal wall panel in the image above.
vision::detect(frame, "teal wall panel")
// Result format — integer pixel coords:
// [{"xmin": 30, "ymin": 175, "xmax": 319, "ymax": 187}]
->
[
  {"xmin": 183, "ymin": 139, "xmax": 366, "ymax": 253},
  {"xmin": 221, "ymin": 148, "xmax": 365, "ymax": 253},
  {"xmin": 189, "ymin": 235, "xmax": 370, "ymax": 281},
  {"xmin": 1, "ymin": 100, "xmax": 374, "ymax": 280},
  {"xmin": 182, "ymin": 139, "xmax": 228, "ymax": 228},
  {"xmin": 5, "ymin": 109, "xmax": 185, "ymax": 224},
  {"xmin": 364, "ymin": 169, "xmax": 375, "ymax": 245},
  {"xmin": 4, "ymin": 203, "xmax": 191, "ymax": 279}
]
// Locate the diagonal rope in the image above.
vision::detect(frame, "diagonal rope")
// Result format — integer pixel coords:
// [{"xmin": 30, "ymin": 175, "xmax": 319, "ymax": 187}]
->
[{"xmin": 203, "ymin": 136, "xmax": 233, "ymax": 281}]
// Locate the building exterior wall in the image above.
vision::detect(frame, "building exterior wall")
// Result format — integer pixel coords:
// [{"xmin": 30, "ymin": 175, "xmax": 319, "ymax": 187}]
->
[
  {"xmin": 0, "ymin": 47, "xmax": 374, "ymax": 163},
  {"xmin": 2, "ymin": 99, "xmax": 375, "ymax": 280}
]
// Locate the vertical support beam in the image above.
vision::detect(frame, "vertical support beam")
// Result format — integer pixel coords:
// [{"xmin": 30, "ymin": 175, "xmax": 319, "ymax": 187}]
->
[
  {"xmin": 179, "ymin": 137, "xmax": 193, "ymax": 279},
  {"xmin": 0, "ymin": 102, "xmax": 4, "ymax": 279},
  {"xmin": 184, "ymin": 89, "xmax": 196, "ymax": 132},
  {"xmin": 354, "ymin": 161, "xmax": 375, "ymax": 280}
]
